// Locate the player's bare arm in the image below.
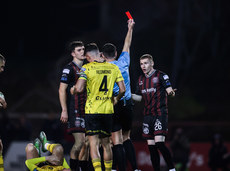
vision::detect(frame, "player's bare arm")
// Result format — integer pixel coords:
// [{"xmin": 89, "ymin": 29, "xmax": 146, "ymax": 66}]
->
[
  {"xmin": 166, "ymin": 87, "xmax": 177, "ymax": 97},
  {"xmin": 71, "ymin": 79, "xmax": 86, "ymax": 95},
  {"xmin": 122, "ymin": 19, "xmax": 135, "ymax": 53},
  {"xmin": 59, "ymin": 83, "xmax": 68, "ymax": 123},
  {"xmin": 113, "ymin": 80, "xmax": 126, "ymax": 105},
  {"xmin": 131, "ymin": 93, "xmax": 142, "ymax": 102},
  {"xmin": 46, "ymin": 155, "xmax": 63, "ymax": 166}
]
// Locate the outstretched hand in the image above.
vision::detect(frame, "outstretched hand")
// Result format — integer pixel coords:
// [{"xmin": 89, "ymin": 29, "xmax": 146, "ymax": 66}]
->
[
  {"xmin": 128, "ymin": 19, "xmax": 135, "ymax": 30},
  {"xmin": 168, "ymin": 89, "xmax": 177, "ymax": 97},
  {"xmin": 60, "ymin": 110, "xmax": 68, "ymax": 123}
]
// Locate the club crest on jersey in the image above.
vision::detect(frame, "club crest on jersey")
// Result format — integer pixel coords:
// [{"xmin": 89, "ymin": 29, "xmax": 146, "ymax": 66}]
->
[
  {"xmin": 143, "ymin": 123, "xmax": 149, "ymax": 134},
  {"xmin": 139, "ymin": 81, "xmax": 143, "ymax": 85},
  {"xmin": 152, "ymin": 77, "xmax": 159, "ymax": 83}
]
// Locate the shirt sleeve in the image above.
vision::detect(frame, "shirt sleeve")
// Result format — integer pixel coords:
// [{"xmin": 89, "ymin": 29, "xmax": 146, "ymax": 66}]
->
[
  {"xmin": 25, "ymin": 156, "xmax": 46, "ymax": 171},
  {"xmin": 115, "ymin": 66, "xmax": 124, "ymax": 83},
  {"xmin": 117, "ymin": 52, "xmax": 130, "ymax": 68},
  {"xmin": 60, "ymin": 65, "xmax": 73, "ymax": 84},
  {"xmin": 160, "ymin": 72, "xmax": 172, "ymax": 89}
]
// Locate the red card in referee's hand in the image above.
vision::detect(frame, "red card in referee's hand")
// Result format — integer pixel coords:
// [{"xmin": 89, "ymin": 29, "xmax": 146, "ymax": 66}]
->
[{"xmin": 126, "ymin": 11, "xmax": 133, "ymax": 19}]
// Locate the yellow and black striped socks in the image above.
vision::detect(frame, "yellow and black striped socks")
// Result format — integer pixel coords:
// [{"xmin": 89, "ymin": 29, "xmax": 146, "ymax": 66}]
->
[
  {"xmin": 92, "ymin": 158, "xmax": 101, "ymax": 171},
  {"xmin": 104, "ymin": 160, "xmax": 112, "ymax": 171},
  {"xmin": 46, "ymin": 144, "xmax": 58, "ymax": 153}
]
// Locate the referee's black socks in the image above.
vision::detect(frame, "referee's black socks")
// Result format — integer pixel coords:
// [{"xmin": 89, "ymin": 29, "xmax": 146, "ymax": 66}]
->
[
  {"xmin": 112, "ymin": 144, "xmax": 126, "ymax": 171},
  {"xmin": 123, "ymin": 139, "xmax": 138, "ymax": 170}
]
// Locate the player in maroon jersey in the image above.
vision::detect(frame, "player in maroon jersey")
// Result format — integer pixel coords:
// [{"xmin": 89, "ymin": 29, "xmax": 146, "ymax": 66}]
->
[
  {"xmin": 59, "ymin": 41, "xmax": 89, "ymax": 171},
  {"xmin": 132, "ymin": 54, "xmax": 176, "ymax": 171}
]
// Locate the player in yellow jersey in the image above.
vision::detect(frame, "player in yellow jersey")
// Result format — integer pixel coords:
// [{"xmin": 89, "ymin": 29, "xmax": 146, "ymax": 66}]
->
[
  {"xmin": 71, "ymin": 43, "xmax": 126, "ymax": 171},
  {"xmin": 25, "ymin": 131, "xmax": 70, "ymax": 171}
]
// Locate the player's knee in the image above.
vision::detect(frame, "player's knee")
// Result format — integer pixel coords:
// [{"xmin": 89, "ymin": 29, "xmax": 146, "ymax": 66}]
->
[
  {"xmin": 112, "ymin": 131, "xmax": 123, "ymax": 145},
  {"xmin": 25, "ymin": 143, "xmax": 35, "ymax": 153},
  {"xmin": 54, "ymin": 144, "xmax": 64, "ymax": 155},
  {"xmin": 72, "ymin": 142, "xmax": 84, "ymax": 152},
  {"xmin": 84, "ymin": 138, "xmax": 90, "ymax": 147},
  {"xmin": 102, "ymin": 140, "xmax": 112, "ymax": 152}
]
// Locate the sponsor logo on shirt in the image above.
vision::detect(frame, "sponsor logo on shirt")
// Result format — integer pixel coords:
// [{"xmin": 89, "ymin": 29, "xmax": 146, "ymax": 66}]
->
[
  {"xmin": 141, "ymin": 88, "xmax": 156, "ymax": 94},
  {"xmin": 139, "ymin": 81, "xmax": 143, "ymax": 85},
  {"xmin": 96, "ymin": 96, "xmax": 112, "ymax": 100}
]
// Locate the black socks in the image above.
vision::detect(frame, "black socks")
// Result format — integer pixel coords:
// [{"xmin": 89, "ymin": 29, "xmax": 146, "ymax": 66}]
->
[
  {"xmin": 123, "ymin": 139, "xmax": 138, "ymax": 170},
  {"xmin": 113, "ymin": 144, "xmax": 126, "ymax": 171}
]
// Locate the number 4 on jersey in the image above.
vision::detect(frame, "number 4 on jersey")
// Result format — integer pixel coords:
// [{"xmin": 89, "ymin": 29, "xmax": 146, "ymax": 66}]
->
[{"xmin": 99, "ymin": 75, "xmax": 108, "ymax": 93}]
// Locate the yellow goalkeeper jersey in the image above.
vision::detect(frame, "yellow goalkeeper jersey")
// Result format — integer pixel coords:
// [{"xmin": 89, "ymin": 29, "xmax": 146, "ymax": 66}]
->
[{"xmin": 79, "ymin": 61, "xmax": 124, "ymax": 114}]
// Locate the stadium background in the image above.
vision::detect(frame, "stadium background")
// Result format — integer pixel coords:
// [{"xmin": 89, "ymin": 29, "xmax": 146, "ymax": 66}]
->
[{"xmin": 0, "ymin": 0, "xmax": 230, "ymax": 170}]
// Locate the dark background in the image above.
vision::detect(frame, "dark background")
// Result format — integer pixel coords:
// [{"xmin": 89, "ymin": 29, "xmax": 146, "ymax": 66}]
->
[{"xmin": 0, "ymin": 0, "xmax": 230, "ymax": 142}]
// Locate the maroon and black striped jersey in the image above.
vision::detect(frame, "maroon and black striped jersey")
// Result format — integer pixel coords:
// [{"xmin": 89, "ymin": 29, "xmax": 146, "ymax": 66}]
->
[
  {"xmin": 135, "ymin": 69, "xmax": 172, "ymax": 116},
  {"xmin": 60, "ymin": 61, "xmax": 86, "ymax": 116}
]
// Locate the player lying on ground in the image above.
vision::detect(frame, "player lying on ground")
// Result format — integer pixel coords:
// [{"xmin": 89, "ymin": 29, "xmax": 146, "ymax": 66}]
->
[{"xmin": 25, "ymin": 131, "xmax": 71, "ymax": 171}]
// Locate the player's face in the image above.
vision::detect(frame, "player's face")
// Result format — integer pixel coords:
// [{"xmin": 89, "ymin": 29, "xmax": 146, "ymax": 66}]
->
[
  {"xmin": 0, "ymin": 60, "xmax": 5, "ymax": 73},
  {"xmin": 140, "ymin": 58, "xmax": 153, "ymax": 75},
  {"xmin": 72, "ymin": 46, "xmax": 86, "ymax": 60}
]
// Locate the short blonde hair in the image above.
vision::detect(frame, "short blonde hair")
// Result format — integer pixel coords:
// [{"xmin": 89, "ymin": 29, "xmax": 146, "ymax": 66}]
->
[{"xmin": 140, "ymin": 54, "xmax": 153, "ymax": 62}]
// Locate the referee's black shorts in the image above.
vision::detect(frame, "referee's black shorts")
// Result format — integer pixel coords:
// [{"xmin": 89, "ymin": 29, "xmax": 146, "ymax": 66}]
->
[{"xmin": 112, "ymin": 99, "xmax": 134, "ymax": 132}]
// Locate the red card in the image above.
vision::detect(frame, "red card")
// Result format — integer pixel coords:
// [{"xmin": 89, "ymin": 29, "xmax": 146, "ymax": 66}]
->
[{"xmin": 125, "ymin": 11, "xmax": 133, "ymax": 19}]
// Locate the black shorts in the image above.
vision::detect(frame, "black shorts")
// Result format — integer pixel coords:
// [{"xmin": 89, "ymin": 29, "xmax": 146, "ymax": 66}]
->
[
  {"xmin": 67, "ymin": 110, "xmax": 85, "ymax": 134},
  {"xmin": 85, "ymin": 114, "xmax": 113, "ymax": 138},
  {"xmin": 112, "ymin": 99, "xmax": 133, "ymax": 132},
  {"xmin": 142, "ymin": 114, "xmax": 168, "ymax": 140}
]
